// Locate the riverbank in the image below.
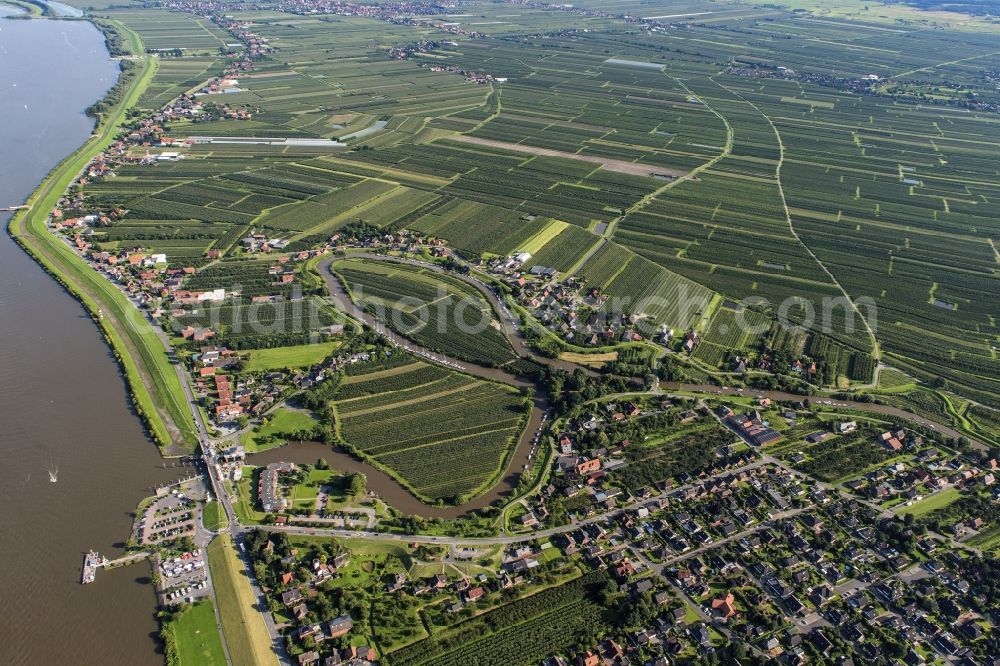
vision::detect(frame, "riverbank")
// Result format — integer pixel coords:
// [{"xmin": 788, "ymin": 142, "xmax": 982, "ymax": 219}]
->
[
  {"xmin": 0, "ymin": 14, "xmax": 182, "ymax": 663},
  {"xmin": 316, "ymin": 256, "xmax": 552, "ymax": 511},
  {"xmin": 5, "ymin": 19, "xmax": 200, "ymax": 453},
  {"xmin": 1, "ymin": 0, "xmax": 46, "ymax": 16}
]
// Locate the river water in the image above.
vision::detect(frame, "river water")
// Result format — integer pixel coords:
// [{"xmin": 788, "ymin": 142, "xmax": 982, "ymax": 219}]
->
[{"xmin": 0, "ymin": 12, "xmax": 176, "ymax": 665}]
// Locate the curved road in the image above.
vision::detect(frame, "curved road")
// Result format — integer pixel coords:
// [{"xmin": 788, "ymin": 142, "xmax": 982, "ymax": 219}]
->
[
  {"xmin": 319, "ymin": 253, "xmax": 592, "ymax": 376},
  {"xmin": 315, "ymin": 254, "xmax": 576, "ymax": 517},
  {"xmin": 312, "ymin": 253, "xmax": 989, "ymax": 518},
  {"xmin": 661, "ymin": 382, "xmax": 986, "ymax": 449}
]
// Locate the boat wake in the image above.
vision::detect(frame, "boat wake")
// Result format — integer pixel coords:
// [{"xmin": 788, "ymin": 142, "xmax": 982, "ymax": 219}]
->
[{"xmin": 44, "ymin": 451, "xmax": 59, "ymax": 483}]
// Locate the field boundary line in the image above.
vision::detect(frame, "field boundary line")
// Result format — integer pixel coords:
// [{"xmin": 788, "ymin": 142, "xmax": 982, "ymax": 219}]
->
[{"xmin": 714, "ymin": 78, "xmax": 881, "ymax": 358}]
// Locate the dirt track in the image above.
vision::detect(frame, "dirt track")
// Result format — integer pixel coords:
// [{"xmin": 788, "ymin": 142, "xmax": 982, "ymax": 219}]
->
[{"xmin": 449, "ymin": 135, "xmax": 686, "ymax": 178}]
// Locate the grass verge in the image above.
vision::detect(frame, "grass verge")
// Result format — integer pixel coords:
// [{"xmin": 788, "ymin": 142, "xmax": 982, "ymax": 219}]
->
[
  {"xmin": 5, "ymin": 23, "xmax": 199, "ymax": 452},
  {"xmin": 203, "ymin": 500, "xmax": 228, "ymax": 531},
  {"xmin": 207, "ymin": 534, "xmax": 276, "ymax": 666},
  {"xmin": 162, "ymin": 599, "xmax": 227, "ymax": 666}
]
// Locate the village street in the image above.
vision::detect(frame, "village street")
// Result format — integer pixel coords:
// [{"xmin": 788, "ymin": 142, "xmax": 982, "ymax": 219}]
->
[{"xmin": 127, "ymin": 243, "xmax": 991, "ymax": 666}]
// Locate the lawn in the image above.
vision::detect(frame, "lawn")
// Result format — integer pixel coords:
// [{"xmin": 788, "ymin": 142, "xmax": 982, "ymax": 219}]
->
[
  {"xmin": 243, "ymin": 408, "xmax": 321, "ymax": 452},
  {"xmin": 202, "ymin": 499, "xmax": 228, "ymax": 531},
  {"xmin": 290, "ymin": 536, "xmax": 412, "ymax": 589},
  {"xmin": 895, "ymin": 488, "xmax": 962, "ymax": 517},
  {"xmin": 242, "ymin": 342, "xmax": 341, "ymax": 372},
  {"xmin": 232, "ymin": 471, "xmax": 267, "ymax": 524},
  {"xmin": 289, "ymin": 467, "xmax": 341, "ymax": 509},
  {"xmin": 537, "ymin": 544, "xmax": 563, "ymax": 565},
  {"xmin": 206, "ymin": 535, "xmax": 276, "ymax": 666},
  {"xmin": 164, "ymin": 599, "xmax": 227, "ymax": 666}
]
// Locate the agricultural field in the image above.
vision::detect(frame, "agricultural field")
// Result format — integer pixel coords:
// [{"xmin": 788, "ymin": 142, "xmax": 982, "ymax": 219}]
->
[
  {"xmin": 38, "ymin": 0, "xmax": 1000, "ymax": 663},
  {"xmin": 337, "ymin": 362, "xmax": 450, "ymax": 400},
  {"xmin": 785, "ymin": 426, "xmax": 907, "ymax": 483},
  {"xmin": 408, "ymin": 197, "xmax": 548, "ymax": 257},
  {"xmin": 137, "ymin": 56, "xmax": 224, "ymax": 110},
  {"xmin": 693, "ymin": 302, "xmax": 876, "ymax": 384},
  {"xmin": 524, "ymin": 17, "xmax": 1000, "ymax": 405},
  {"xmin": 386, "ymin": 570, "xmax": 610, "ymax": 666},
  {"xmin": 101, "ymin": 9, "xmax": 234, "ymax": 53},
  {"xmin": 527, "ymin": 224, "xmax": 601, "ymax": 272},
  {"xmin": 332, "ymin": 360, "xmax": 529, "ymax": 502},
  {"xmin": 77, "ymin": 0, "xmax": 1000, "ymax": 445},
  {"xmin": 692, "ymin": 304, "xmax": 771, "ymax": 367},
  {"xmin": 174, "ymin": 296, "xmax": 341, "ymax": 349},
  {"xmin": 241, "ymin": 341, "xmax": 341, "ymax": 372},
  {"xmin": 614, "ymin": 422, "xmax": 736, "ymax": 492},
  {"xmin": 599, "ymin": 251, "xmax": 715, "ymax": 329},
  {"xmin": 171, "ymin": 259, "xmax": 343, "ymax": 349},
  {"xmin": 332, "ymin": 258, "xmax": 517, "ymax": 367}
]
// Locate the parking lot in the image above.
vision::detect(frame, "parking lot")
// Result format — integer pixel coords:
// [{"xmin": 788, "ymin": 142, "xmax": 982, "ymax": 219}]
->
[
  {"xmin": 159, "ymin": 550, "xmax": 211, "ymax": 605},
  {"xmin": 138, "ymin": 493, "xmax": 196, "ymax": 545}
]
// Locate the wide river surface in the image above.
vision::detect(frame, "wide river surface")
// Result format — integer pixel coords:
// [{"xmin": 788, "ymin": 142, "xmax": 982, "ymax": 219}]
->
[{"xmin": 0, "ymin": 11, "xmax": 176, "ymax": 664}]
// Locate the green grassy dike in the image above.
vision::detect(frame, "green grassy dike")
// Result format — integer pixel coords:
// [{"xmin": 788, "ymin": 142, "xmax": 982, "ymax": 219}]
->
[
  {"xmin": 161, "ymin": 599, "xmax": 227, "ymax": 666},
  {"xmin": 1, "ymin": 1, "xmax": 46, "ymax": 17},
  {"xmin": 7, "ymin": 0, "xmax": 59, "ymax": 17},
  {"xmin": 6, "ymin": 22, "xmax": 199, "ymax": 453}
]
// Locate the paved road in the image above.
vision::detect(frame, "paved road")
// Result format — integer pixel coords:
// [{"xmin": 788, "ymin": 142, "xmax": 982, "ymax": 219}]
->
[
  {"xmin": 79, "ymin": 244, "xmax": 989, "ymax": 664},
  {"xmin": 664, "ymin": 383, "xmax": 986, "ymax": 450},
  {"xmin": 319, "ymin": 253, "xmax": 592, "ymax": 377},
  {"xmin": 258, "ymin": 458, "xmax": 771, "ymax": 546}
]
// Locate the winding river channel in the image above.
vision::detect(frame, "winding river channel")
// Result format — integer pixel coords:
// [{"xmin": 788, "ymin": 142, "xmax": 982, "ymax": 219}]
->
[
  {"xmin": 0, "ymin": 10, "xmax": 175, "ymax": 664},
  {"xmin": 255, "ymin": 253, "xmax": 985, "ymax": 518},
  {"xmin": 249, "ymin": 255, "xmax": 561, "ymax": 519},
  {"xmin": 0, "ymin": 7, "xmax": 983, "ymax": 663}
]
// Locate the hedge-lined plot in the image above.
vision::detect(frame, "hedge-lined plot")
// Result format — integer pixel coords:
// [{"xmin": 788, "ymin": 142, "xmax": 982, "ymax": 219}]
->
[
  {"xmin": 333, "ymin": 362, "xmax": 528, "ymax": 501},
  {"xmin": 333, "ymin": 258, "xmax": 517, "ymax": 367}
]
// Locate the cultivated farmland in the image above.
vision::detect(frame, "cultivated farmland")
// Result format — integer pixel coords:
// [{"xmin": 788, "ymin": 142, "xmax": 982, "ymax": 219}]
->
[
  {"xmin": 74, "ymin": 0, "xmax": 1000, "ymax": 448},
  {"xmin": 333, "ymin": 258, "xmax": 518, "ymax": 367},
  {"xmin": 333, "ymin": 361, "xmax": 529, "ymax": 502}
]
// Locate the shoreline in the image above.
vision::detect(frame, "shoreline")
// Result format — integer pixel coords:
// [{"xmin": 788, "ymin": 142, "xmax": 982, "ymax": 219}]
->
[
  {"xmin": 0, "ymin": 1, "xmax": 46, "ymax": 17},
  {"xmin": 4, "ymin": 15, "xmax": 199, "ymax": 455},
  {"xmin": 5, "ymin": 8, "xmax": 989, "ymax": 521}
]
